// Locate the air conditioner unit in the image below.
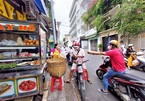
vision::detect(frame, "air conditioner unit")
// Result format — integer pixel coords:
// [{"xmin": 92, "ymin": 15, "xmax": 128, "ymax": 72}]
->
[{"xmin": 23, "ymin": 0, "xmax": 38, "ymax": 20}]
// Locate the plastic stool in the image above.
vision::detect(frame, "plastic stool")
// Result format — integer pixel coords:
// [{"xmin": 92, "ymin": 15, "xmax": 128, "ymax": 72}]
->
[{"xmin": 51, "ymin": 77, "xmax": 62, "ymax": 92}]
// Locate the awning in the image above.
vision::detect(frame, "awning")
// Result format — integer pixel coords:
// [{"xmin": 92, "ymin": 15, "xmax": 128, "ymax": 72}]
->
[
  {"xmin": 34, "ymin": 0, "xmax": 46, "ymax": 14},
  {"xmin": 86, "ymin": 34, "xmax": 97, "ymax": 39},
  {"xmin": 86, "ymin": 33, "xmax": 100, "ymax": 40}
]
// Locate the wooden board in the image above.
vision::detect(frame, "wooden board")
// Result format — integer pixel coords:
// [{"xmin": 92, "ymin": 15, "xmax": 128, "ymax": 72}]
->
[
  {"xmin": 42, "ymin": 81, "xmax": 50, "ymax": 101},
  {"xmin": 44, "ymin": 81, "xmax": 51, "ymax": 90}
]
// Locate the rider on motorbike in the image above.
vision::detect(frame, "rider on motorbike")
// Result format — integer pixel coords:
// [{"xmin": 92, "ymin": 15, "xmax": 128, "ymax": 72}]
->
[
  {"xmin": 125, "ymin": 44, "xmax": 136, "ymax": 69},
  {"xmin": 87, "ymin": 40, "xmax": 126, "ymax": 94},
  {"xmin": 64, "ymin": 42, "xmax": 92, "ymax": 84}
]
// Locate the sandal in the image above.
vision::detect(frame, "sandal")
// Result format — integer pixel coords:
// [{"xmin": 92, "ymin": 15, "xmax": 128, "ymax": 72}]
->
[
  {"xmin": 64, "ymin": 80, "xmax": 70, "ymax": 83},
  {"xmin": 98, "ymin": 89, "xmax": 108, "ymax": 94},
  {"xmin": 87, "ymin": 80, "xmax": 92, "ymax": 84}
]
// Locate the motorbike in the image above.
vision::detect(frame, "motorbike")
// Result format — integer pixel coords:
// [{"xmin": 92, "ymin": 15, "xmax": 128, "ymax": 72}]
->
[
  {"xmin": 74, "ymin": 58, "xmax": 89, "ymax": 101},
  {"xmin": 96, "ymin": 56, "xmax": 145, "ymax": 101},
  {"xmin": 124, "ymin": 52, "xmax": 145, "ymax": 72}
]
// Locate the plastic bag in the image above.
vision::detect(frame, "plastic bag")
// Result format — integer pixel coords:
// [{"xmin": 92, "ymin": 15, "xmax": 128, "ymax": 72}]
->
[
  {"xmin": 132, "ymin": 59, "xmax": 140, "ymax": 66},
  {"xmin": 17, "ymin": 37, "xmax": 23, "ymax": 45}
]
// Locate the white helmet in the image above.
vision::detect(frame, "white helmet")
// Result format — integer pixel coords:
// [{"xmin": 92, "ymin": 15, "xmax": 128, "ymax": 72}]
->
[{"xmin": 128, "ymin": 44, "xmax": 134, "ymax": 47}]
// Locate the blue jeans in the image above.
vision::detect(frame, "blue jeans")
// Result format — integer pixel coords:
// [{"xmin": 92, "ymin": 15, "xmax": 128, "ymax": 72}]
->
[{"xmin": 103, "ymin": 68, "xmax": 126, "ymax": 91}]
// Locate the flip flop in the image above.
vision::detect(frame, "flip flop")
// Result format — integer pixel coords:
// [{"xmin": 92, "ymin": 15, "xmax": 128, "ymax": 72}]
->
[
  {"xmin": 64, "ymin": 80, "xmax": 70, "ymax": 83},
  {"xmin": 87, "ymin": 80, "xmax": 92, "ymax": 84},
  {"xmin": 98, "ymin": 89, "xmax": 108, "ymax": 94}
]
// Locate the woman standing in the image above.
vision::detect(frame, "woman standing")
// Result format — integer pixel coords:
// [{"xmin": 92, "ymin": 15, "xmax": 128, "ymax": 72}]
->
[{"xmin": 50, "ymin": 43, "xmax": 61, "ymax": 58}]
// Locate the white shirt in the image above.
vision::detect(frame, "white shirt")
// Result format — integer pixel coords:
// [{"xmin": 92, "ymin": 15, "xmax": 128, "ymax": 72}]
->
[
  {"xmin": 65, "ymin": 47, "xmax": 70, "ymax": 53},
  {"xmin": 121, "ymin": 44, "xmax": 126, "ymax": 54},
  {"xmin": 71, "ymin": 48, "xmax": 86, "ymax": 69},
  {"xmin": 73, "ymin": 48, "xmax": 85, "ymax": 57}
]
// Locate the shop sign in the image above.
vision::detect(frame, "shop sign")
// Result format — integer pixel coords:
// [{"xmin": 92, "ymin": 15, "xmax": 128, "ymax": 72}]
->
[
  {"xmin": 0, "ymin": 22, "xmax": 37, "ymax": 32},
  {"xmin": 49, "ymin": 39, "xmax": 54, "ymax": 42},
  {"xmin": 0, "ymin": 0, "xmax": 26, "ymax": 20},
  {"xmin": 49, "ymin": 34, "xmax": 54, "ymax": 42},
  {"xmin": 6, "ymin": 0, "xmax": 25, "ymax": 14}
]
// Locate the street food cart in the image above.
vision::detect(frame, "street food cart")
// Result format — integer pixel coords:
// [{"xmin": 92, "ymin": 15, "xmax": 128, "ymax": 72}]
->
[{"xmin": 0, "ymin": 20, "xmax": 47, "ymax": 101}]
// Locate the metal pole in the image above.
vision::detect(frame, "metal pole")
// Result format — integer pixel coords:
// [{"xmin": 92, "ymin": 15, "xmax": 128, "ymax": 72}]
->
[
  {"xmin": 56, "ymin": 21, "xmax": 61, "ymax": 42},
  {"xmin": 50, "ymin": 0, "xmax": 57, "ymax": 43}
]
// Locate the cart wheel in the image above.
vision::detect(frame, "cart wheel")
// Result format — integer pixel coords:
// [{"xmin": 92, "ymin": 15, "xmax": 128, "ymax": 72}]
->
[{"xmin": 33, "ymin": 95, "xmax": 42, "ymax": 101}]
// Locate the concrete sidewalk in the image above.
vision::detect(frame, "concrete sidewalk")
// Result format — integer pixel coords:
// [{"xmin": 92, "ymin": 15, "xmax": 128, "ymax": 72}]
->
[{"xmin": 44, "ymin": 66, "xmax": 81, "ymax": 101}]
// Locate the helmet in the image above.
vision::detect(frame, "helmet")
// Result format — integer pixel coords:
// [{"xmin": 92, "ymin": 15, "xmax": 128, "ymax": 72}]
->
[
  {"xmin": 128, "ymin": 44, "xmax": 133, "ymax": 47},
  {"xmin": 73, "ymin": 43, "xmax": 80, "ymax": 46},
  {"xmin": 109, "ymin": 40, "xmax": 119, "ymax": 47}
]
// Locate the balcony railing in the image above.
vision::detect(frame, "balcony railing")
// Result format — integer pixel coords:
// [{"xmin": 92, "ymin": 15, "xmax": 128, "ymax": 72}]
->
[{"xmin": 103, "ymin": 4, "xmax": 120, "ymax": 19}]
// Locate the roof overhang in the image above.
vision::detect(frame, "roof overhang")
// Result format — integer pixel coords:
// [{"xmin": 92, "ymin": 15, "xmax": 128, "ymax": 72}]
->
[{"xmin": 34, "ymin": 0, "xmax": 46, "ymax": 14}]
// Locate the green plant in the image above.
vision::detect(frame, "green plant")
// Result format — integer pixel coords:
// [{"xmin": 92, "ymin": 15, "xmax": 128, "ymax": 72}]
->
[
  {"xmin": 82, "ymin": 0, "xmax": 97, "ymax": 25},
  {"xmin": 82, "ymin": 12, "xmax": 89, "ymax": 25},
  {"xmin": 93, "ymin": 0, "xmax": 104, "ymax": 16},
  {"xmin": 91, "ymin": 15, "xmax": 104, "ymax": 32},
  {"xmin": 98, "ymin": 43, "xmax": 102, "ymax": 49},
  {"xmin": 82, "ymin": 0, "xmax": 123, "ymax": 34},
  {"xmin": 110, "ymin": 0, "xmax": 145, "ymax": 35}
]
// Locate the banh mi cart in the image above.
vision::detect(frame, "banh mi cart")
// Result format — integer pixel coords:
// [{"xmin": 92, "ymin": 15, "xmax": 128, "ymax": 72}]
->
[{"xmin": 0, "ymin": 20, "xmax": 47, "ymax": 101}]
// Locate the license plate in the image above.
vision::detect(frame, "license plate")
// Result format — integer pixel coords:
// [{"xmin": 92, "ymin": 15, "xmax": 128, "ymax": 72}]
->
[{"xmin": 78, "ymin": 66, "xmax": 83, "ymax": 73}]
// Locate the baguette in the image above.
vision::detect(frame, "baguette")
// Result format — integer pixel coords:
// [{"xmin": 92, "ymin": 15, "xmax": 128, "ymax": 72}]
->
[{"xmin": 0, "ymin": 84, "xmax": 12, "ymax": 95}]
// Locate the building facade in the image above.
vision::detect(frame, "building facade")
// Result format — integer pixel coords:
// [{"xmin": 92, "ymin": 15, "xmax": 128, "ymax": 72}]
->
[
  {"xmin": 69, "ymin": 0, "xmax": 92, "ymax": 49},
  {"xmin": 69, "ymin": 0, "xmax": 77, "ymax": 39}
]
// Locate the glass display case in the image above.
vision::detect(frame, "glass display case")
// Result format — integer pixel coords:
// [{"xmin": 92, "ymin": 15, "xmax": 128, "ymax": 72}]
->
[{"xmin": 0, "ymin": 20, "xmax": 47, "ymax": 101}]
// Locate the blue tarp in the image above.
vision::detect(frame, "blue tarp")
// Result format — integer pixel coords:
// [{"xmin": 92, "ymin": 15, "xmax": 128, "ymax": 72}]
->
[{"xmin": 35, "ymin": 0, "xmax": 46, "ymax": 14}]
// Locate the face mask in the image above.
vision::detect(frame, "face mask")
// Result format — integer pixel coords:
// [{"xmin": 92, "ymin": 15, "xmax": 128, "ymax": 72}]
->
[
  {"xmin": 107, "ymin": 46, "xmax": 111, "ymax": 50},
  {"xmin": 74, "ymin": 46, "xmax": 79, "ymax": 50}
]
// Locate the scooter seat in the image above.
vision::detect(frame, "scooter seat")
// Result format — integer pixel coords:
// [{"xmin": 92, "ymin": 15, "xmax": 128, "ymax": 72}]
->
[
  {"xmin": 137, "ymin": 57, "xmax": 145, "ymax": 63},
  {"xmin": 114, "ymin": 73, "xmax": 145, "ymax": 84}
]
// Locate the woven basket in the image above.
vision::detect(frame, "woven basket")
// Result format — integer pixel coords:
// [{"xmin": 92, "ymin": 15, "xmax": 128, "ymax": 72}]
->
[{"xmin": 46, "ymin": 58, "xmax": 67, "ymax": 78}]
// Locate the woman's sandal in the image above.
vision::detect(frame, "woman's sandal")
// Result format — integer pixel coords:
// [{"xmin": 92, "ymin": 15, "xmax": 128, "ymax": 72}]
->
[
  {"xmin": 64, "ymin": 80, "xmax": 70, "ymax": 83},
  {"xmin": 87, "ymin": 80, "xmax": 92, "ymax": 84}
]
